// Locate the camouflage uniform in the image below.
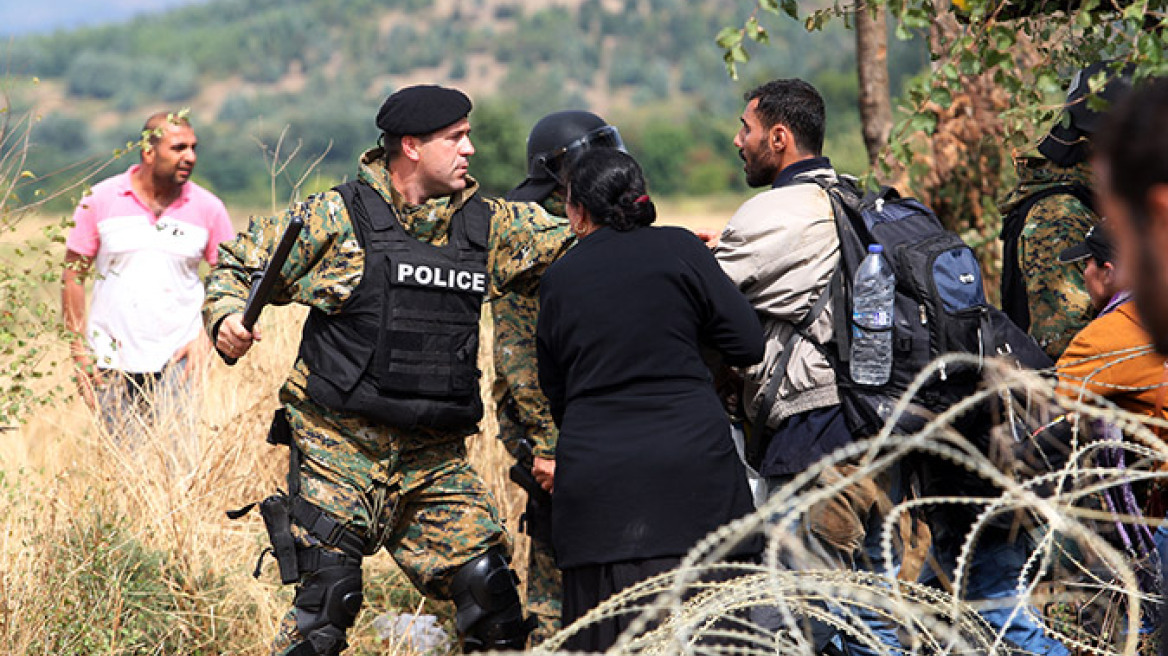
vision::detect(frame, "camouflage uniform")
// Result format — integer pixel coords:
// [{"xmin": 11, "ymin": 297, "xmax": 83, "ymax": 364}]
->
[
  {"xmin": 203, "ymin": 147, "xmax": 572, "ymax": 655},
  {"xmin": 1000, "ymin": 156, "xmax": 1098, "ymax": 361},
  {"xmin": 489, "ymin": 191, "xmax": 566, "ymax": 645}
]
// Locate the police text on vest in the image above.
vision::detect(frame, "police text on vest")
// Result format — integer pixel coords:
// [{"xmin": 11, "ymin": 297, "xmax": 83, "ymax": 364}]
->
[{"xmin": 395, "ymin": 262, "xmax": 486, "ymax": 293}]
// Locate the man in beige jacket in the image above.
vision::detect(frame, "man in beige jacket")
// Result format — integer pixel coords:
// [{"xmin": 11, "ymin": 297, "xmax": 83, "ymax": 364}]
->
[{"xmin": 714, "ymin": 78, "xmax": 901, "ymax": 656}]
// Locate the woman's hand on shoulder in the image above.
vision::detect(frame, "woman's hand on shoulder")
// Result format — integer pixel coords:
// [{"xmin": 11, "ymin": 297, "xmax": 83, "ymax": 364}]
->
[{"xmin": 692, "ymin": 228, "xmax": 721, "ymax": 249}]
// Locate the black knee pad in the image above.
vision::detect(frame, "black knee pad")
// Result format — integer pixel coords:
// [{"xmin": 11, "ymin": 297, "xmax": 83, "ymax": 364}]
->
[
  {"xmin": 450, "ymin": 548, "xmax": 534, "ymax": 651},
  {"xmin": 290, "ymin": 548, "xmax": 364, "ymax": 656}
]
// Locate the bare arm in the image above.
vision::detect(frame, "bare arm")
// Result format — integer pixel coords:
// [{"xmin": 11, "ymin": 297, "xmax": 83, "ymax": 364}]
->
[
  {"xmin": 62, "ymin": 249, "xmax": 99, "ymax": 409},
  {"xmin": 171, "ymin": 331, "xmax": 214, "ymax": 382}
]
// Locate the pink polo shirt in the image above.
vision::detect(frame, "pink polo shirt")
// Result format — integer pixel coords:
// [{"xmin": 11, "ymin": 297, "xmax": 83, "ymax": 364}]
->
[{"xmin": 66, "ymin": 166, "xmax": 234, "ymax": 373}]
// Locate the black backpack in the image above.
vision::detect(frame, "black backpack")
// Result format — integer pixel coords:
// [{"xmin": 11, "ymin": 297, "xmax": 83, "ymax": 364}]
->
[
  {"xmin": 998, "ymin": 182, "xmax": 1094, "ymax": 332},
  {"xmin": 753, "ymin": 175, "xmax": 1053, "ymax": 444}
]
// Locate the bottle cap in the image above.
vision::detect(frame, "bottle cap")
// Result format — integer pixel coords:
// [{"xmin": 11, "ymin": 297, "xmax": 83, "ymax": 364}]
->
[{"xmin": 867, "ymin": 244, "xmax": 883, "ymax": 254}]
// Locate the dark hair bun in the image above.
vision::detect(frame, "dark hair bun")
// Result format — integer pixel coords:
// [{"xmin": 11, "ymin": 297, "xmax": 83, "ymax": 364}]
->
[
  {"xmin": 611, "ymin": 189, "xmax": 656, "ymax": 231},
  {"xmin": 567, "ymin": 149, "xmax": 655, "ymax": 232}
]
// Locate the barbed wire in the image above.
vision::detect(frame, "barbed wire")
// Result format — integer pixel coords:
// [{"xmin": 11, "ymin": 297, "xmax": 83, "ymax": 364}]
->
[{"xmin": 528, "ymin": 351, "xmax": 1168, "ymax": 655}]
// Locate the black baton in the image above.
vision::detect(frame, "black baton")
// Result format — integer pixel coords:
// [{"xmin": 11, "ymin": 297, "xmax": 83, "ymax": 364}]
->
[{"xmin": 223, "ymin": 211, "xmax": 305, "ymax": 365}]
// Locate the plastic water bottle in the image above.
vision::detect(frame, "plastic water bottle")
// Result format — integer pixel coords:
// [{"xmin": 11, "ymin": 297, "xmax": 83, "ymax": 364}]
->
[{"xmin": 851, "ymin": 244, "xmax": 895, "ymax": 386}]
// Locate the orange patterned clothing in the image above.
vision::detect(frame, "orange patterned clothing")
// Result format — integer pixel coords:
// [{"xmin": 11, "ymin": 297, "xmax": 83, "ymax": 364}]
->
[{"xmin": 1056, "ymin": 300, "xmax": 1168, "ymax": 421}]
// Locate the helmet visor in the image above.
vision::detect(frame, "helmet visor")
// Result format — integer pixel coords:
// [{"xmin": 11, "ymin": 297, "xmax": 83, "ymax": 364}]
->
[{"xmin": 538, "ymin": 125, "xmax": 626, "ymax": 185}]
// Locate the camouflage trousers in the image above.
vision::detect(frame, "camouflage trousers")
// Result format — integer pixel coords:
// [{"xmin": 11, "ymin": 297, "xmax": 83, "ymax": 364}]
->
[
  {"xmin": 270, "ymin": 401, "xmax": 511, "ymax": 656},
  {"xmin": 523, "ymin": 513, "xmax": 562, "ymax": 645}
]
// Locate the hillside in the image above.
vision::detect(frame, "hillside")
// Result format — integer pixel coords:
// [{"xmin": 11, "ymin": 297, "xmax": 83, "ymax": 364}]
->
[
  {"xmin": 3, "ymin": 0, "xmax": 926, "ymax": 207},
  {"xmin": 0, "ymin": 0, "xmax": 204, "ymax": 37}
]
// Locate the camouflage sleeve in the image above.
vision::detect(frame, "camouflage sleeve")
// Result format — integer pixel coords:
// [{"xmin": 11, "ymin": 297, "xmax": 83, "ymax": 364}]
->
[
  {"xmin": 484, "ymin": 199, "xmax": 573, "ymax": 458},
  {"xmin": 1018, "ymin": 196, "xmax": 1099, "ymax": 361},
  {"xmin": 484, "ymin": 199, "xmax": 574, "ymax": 298},
  {"xmin": 491, "ymin": 290, "xmax": 559, "ymax": 460},
  {"xmin": 203, "ymin": 191, "xmax": 363, "ymax": 335}
]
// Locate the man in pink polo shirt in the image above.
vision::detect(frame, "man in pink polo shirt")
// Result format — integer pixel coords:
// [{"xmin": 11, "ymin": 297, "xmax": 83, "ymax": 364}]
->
[{"xmin": 62, "ymin": 111, "xmax": 233, "ymax": 440}]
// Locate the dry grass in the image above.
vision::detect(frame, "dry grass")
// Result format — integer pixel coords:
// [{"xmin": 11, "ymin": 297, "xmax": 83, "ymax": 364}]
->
[
  {"xmin": 0, "ymin": 200, "xmax": 724, "ymax": 655},
  {"xmin": 5, "ymin": 203, "xmax": 1165, "ymax": 655},
  {"xmin": 0, "ymin": 295, "xmax": 527, "ymax": 654},
  {"xmin": 10, "ymin": 327, "xmax": 1160, "ymax": 655}
]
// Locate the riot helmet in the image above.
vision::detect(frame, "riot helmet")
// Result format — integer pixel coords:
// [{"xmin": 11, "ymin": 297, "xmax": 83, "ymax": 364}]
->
[
  {"xmin": 506, "ymin": 110, "xmax": 625, "ymax": 202},
  {"xmin": 1039, "ymin": 61, "xmax": 1134, "ymax": 166}
]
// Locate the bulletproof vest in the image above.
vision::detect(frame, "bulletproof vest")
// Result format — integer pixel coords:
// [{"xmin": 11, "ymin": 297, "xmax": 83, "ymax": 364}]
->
[
  {"xmin": 299, "ymin": 180, "xmax": 489, "ymax": 433},
  {"xmin": 998, "ymin": 183, "xmax": 1094, "ymax": 332}
]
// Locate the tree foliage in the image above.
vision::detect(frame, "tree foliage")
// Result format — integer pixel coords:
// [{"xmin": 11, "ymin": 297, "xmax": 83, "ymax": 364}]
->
[
  {"xmin": 722, "ymin": 0, "xmax": 1166, "ymax": 284},
  {"xmin": 3, "ymin": 0, "xmax": 926, "ymax": 208},
  {"xmin": 727, "ymin": 0, "xmax": 1165, "ymax": 181},
  {"xmin": 0, "ymin": 82, "xmax": 136, "ymax": 424}
]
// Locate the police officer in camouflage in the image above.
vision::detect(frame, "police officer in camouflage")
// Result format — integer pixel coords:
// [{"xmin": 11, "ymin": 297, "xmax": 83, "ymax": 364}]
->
[
  {"xmin": 494, "ymin": 110, "xmax": 624, "ymax": 645},
  {"xmin": 999, "ymin": 61, "xmax": 1133, "ymax": 360},
  {"xmin": 204, "ymin": 85, "xmax": 573, "ymax": 656}
]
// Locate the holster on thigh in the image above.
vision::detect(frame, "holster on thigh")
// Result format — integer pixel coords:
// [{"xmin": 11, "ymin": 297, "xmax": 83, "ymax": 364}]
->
[{"xmin": 228, "ymin": 428, "xmax": 368, "ymax": 584}]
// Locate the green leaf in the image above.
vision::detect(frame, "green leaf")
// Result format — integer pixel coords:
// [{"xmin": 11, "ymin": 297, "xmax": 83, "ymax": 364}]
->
[
  {"xmin": 908, "ymin": 111, "xmax": 939, "ymax": 136},
  {"xmin": 1084, "ymin": 94, "xmax": 1111, "ymax": 114},
  {"xmin": 1035, "ymin": 70, "xmax": 1062, "ymax": 95},
  {"xmin": 985, "ymin": 49, "xmax": 1012, "ymax": 69},
  {"xmin": 991, "ymin": 25, "xmax": 1016, "ymax": 51},
  {"xmin": 958, "ymin": 48, "xmax": 980, "ymax": 74},
  {"xmin": 930, "ymin": 86, "xmax": 953, "ymax": 109},
  {"xmin": 890, "ymin": 140, "xmax": 911, "ymax": 165},
  {"xmin": 745, "ymin": 17, "xmax": 768, "ymax": 43},
  {"xmin": 1074, "ymin": 7, "xmax": 1094, "ymax": 28},
  {"xmin": 715, "ymin": 26, "xmax": 743, "ymax": 49},
  {"xmin": 997, "ymin": 70, "xmax": 1023, "ymax": 95},
  {"xmin": 1138, "ymin": 32, "xmax": 1164, "ymax": 63},
  {"xmin": 724, "ymin": 60, "xmax": 739, "ymax": 81},
  {"xmin": 902, "ymin": 7, "xmax": 930, "ymax": 30},
  {"xmin": 752, "ymin": 25, "xmax": 770, "ymax": 45},
  {"xmin": 1123, "ymin": 1, "xmax": 1149, "ymax": 21},
  {"xmin": 781, "ymin": 0, "xmax": 798, "ymax": 19}
]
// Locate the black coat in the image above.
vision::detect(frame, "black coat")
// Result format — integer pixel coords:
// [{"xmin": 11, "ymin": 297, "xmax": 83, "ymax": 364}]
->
[{"xmin": 537, "ymin": 225, "xmax": 765, "ymax": 568}]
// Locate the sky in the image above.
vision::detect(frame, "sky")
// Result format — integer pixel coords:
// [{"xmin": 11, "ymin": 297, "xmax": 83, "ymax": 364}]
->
[{"xmin": 0, "ymin": 0, "xmax": 211, "ymax": 37}]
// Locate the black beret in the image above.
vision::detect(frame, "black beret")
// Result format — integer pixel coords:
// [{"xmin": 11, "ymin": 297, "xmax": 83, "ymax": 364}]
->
[{"xmin": 376, "ymin": 85, "xmax": 472, "ymax": 136}]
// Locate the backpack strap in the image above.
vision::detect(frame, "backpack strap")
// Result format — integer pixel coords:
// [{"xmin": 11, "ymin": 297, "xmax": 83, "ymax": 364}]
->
[
  {"xmin": 806, "ymin": 174, "xmax": 869, "ymax": 365},
  {"xmin": 751, "ymin": 280, "xmax": 835, "ymax": 433},
  {"xmin": 998, "ymin": 182, "xmax": 1094, "ymax": 331}
]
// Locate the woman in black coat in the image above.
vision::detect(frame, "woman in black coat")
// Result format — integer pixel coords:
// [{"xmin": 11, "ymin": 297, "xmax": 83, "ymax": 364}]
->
[{"xmin": 535, "ymin": 148, "xmax": 765, "ymax": 651}]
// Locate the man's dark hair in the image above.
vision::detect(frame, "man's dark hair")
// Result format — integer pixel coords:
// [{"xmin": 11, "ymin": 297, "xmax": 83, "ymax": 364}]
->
[
  {"xmin": 745, "ymin": 79, "xmax": 826, "ymax": 157},
  {"xmin": 1096, "ymin": 76, "xmax": 1168, "ymax": 224},
  {"xmin": 381, "ymin": 132, "xmax": 404, "ymax": 161}
]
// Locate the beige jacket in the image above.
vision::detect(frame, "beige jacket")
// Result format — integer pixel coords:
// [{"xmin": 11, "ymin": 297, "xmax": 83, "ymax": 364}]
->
[{"xmin": 715, "ymin": 166, "xmax": 840, "ymax": 428}]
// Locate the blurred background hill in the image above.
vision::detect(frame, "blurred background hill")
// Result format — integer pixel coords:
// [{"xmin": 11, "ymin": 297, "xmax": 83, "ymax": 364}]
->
[
  {"xmin": 1, "ymin": 0, "xmax": 926, "ymax": 211},
  {"xmin": 0, "ymin": 0, "xmax": 205, "ymax": 36}
]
